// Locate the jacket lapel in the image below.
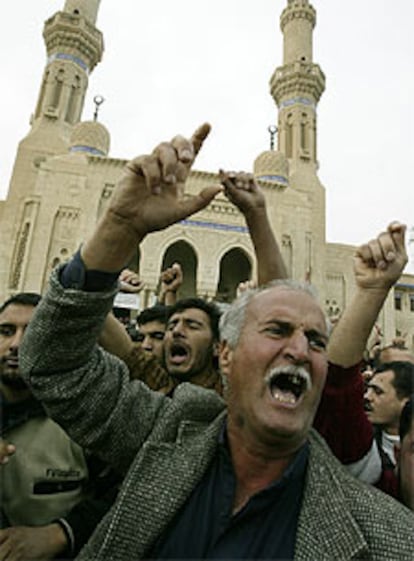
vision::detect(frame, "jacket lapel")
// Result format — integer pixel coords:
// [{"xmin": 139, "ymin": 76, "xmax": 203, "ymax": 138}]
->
[
  {"xmin": 97, "ymin": 412, "xmax": 226, "ymax": 560},
  {"xmin": 294, "ymin": 431, "xmax": 369, "ymax": 560}
]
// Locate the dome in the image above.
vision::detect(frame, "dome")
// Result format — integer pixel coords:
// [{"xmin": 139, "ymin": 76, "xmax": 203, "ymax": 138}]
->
[
  {"xmin": 70, "ymin": 120, "xmax": 110, "ymax": 157},
  {"xmin": 253, "ymin": 150, "xmax": 289, "ymax": 186}
]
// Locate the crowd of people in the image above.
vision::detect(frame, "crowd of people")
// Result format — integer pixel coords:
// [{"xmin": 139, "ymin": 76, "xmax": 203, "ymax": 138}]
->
[{"xmin": 1, "ymin": 123, "xmax": 413, "ymax": 560}]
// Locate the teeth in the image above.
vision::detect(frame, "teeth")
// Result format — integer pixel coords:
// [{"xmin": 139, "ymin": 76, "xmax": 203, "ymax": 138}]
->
[{"xmin": 272, "ymin": 390, "xmax": 297, "ymax": 405}]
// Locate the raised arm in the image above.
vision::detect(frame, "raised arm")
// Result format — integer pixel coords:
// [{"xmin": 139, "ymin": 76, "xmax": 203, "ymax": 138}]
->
[
  {"xmin": 328, "ymin": 222, "xmax": 407, "ymax": 367},
  {"xmin": 219, "ymin": 170, "xmax": 287, "ymax": 285},
  {"xmin": 20, "ymin": 124, "xmax": 222, "ymax": 470},
  {"xmin": 315, "ymin": 223, "xmax": 407, "ymax": 478}
]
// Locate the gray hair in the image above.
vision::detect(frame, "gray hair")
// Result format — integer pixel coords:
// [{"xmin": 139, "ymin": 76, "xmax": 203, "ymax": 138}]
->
[{"xmin": 219, "ymin": 279, "xmax": 328, "ymax": 349}]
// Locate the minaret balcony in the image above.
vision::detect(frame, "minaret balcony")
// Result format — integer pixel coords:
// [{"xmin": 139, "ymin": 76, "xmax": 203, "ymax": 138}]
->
[
  {"xmin": 281, "ymin": 2, "xmax": 316, "ymax": 32},
  {"xmin": 270, "ymin": 61, "xmax": 325, "ymax": 106},
  {"xmin": 43, "ymin": 12, "xmax": 103, "ymax": 72}
]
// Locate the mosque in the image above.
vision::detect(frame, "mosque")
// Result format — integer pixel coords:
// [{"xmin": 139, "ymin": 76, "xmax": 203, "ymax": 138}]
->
[{"xmin": 0, "ymin": 0, "xmax": 413, "ymax": 350}]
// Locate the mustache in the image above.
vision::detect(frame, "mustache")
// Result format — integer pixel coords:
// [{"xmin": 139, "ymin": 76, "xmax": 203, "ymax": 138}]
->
[{"xmin": 264, "ymin": 364, "xmax": 312, "ymax": 391}]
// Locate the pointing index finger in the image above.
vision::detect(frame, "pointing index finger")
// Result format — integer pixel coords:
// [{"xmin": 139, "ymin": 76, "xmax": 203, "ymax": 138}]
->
[{"xmin": 191, "ymin": 122, "xmax": 211, "ymax": 156}]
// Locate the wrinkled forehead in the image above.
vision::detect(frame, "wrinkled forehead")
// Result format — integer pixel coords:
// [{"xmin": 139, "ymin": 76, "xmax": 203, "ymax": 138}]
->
[{"xmin": 247, "ymin": 285, "xmax": 327, "ymax": 333}]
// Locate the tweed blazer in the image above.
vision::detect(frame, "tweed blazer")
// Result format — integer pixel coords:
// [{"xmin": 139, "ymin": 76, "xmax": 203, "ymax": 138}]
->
[{"xmin": 20, "ymin": 270, "xmax": 414, "ymax": 560}]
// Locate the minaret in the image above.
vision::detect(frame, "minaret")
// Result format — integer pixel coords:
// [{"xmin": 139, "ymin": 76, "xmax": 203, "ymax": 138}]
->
[
  {"xmin": 4, "ymin": 0, "xmax": 104, "ymax": 204},
  {"xmin": 0, "ymin": 1, "xmax": 104, "ymax": 298},
  {"xmin": 270, "ymin": 0, "xmax": 325, "ymax": 169},
  {"xmin": 32, "ymin": 0, "xmax": 103, "ymax": 135}
]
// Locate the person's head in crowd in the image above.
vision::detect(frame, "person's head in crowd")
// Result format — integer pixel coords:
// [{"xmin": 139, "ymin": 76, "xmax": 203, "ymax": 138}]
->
[
  {"xmin": 396, "ymin": 395, "xmax": 414, "ymax": 510},
  {"xmin": 136, "ymin": 304, "xmax": 169, "ymax": 361},
  {"xmin": 365, "ymin": 361, "xmax": 414, "ymax": 435},
  {"xmin": 0, "ymin": 292, "xmax": 41, "ymax": 402},
  {"xmin": 219, "ymin": 280, "xmax": 329, "ymax": 452},
  {"xmin": 164, "ymin": 298, "xmax": 221, "ymax": 381},
  {"xmin": 373, "ymin": 343, "xmax": 414, "ymax": 368}
]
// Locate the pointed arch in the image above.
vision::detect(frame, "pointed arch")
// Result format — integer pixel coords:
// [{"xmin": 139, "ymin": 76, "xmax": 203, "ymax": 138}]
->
[{"xmin": 216, "ymin": 248, "xmax": 252, "ymax": 303}]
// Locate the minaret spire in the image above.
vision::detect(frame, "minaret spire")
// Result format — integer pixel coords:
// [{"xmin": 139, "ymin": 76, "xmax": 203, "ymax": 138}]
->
[{"xmin": 270, "ymin": 0, "xmax": 325, "ymax": 167}]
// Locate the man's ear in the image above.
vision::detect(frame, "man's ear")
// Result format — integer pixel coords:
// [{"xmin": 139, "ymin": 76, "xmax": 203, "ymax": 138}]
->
[{"xmin": 218, "ymin": 341, "xmax": 233, "ymax": 374}]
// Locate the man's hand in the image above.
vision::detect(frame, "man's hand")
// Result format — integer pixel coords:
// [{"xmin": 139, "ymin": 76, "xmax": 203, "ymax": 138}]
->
[
  {"xmin": 0, "ymin": 524, "xmax": 67, "ymax": 561},
  {"xmin": 219, "ymin": 169, "xmax": 288, "ymax": 284},
  {"xmin": 0, "ymin": 439, "xmax": 15, "ymax": 465},
  {"xmin": 219, "ymin": 170, "xmax": 266, "ymax": 218},
  {"xmin": 111, "ymin": 123, "xmax": 220, "ymax": 236},
  {"xmin": 158, "ymin": 263, "xmax": 183, "ymax": 305},
  {"xmin": 118, "ymin": 269, "xmax": 144, "ymax": 294},
  {"xmin": 236, "ymin": 280, "xmax": 257, "ymax": 298},
  {"xmin": 81, "ymin": 123, "xmax": 222, "ymax": 272},
  {"xmin": 354, "ymin": 221, "xmax": 408, "ymax": 291},
  {"xmin": 328, "ymin": 221, "xmax": 407, "ymax": 367}
]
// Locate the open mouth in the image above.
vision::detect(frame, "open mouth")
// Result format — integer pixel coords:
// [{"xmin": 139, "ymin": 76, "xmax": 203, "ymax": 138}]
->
[
  {"xmin": 267, "ymin": 367, "xmax": 311, "ymax": 406},
  {"xmin": 168, "ymin": 342, "xmax": 190, "ymax": 365},
  {"xmin": 6, "ymin": 358, "xmax": 19, "ymax": 368}
]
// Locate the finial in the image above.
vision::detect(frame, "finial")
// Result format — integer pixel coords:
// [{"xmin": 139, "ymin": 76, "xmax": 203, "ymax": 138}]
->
[
  {"xmin": 268, "ymin": 125, "xmax": 278, "ymax": 151},
  {"xmin": 93, "ymin": 95, "xmax": 105, "ymax": 121}
]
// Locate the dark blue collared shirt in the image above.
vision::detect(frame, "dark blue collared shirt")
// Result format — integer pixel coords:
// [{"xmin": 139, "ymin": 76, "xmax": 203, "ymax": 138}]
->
[{"xmin": 152, "ymin": 422, "xmax": 309, "ymax": 560}]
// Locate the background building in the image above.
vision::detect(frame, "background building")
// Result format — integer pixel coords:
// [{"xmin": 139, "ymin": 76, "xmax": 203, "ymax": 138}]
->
[{"xmin": 0, "ymin": 0, "xmax": 413, "ymax": 350}]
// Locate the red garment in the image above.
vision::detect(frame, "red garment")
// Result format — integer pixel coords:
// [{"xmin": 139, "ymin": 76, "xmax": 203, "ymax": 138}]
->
[{"xmin": 314, "ymin": 362, "xmax": 399, "ymax": 498}]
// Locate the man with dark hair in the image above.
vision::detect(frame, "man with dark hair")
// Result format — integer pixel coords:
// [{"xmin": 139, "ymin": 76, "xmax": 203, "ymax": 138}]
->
[
  {"xmin": 0, "ymin": 292, "xmax": 77, "ymax": 558},
  {"xmin": 163, "ymin": 297, "xmax": 223, "ymax": 393},
  {"xmin": 0, "ymin": 293, "xmax": 41, "ymax": 397},
  {"xmin": 0, "ymin": 292, "xmax": 118, "ymax": 560},
  {"xmin": 0, "ymin": 292, "xmax": 42, "ymax": 313},
  {"xmin": 365, "ymin": 361, "xmax": 414, "ymax": 468},
  {"xmin": 136, "ymin": 304, "xmax": 170, "ymax": 360},
  {"xmin": 396, "ymin": 394, "xmax": 414, "ymax": 509},
  {"xmin": 370, "ymin": 361, "xmax": 414, "ymax": 403},
  {"xmin": 20, "ymin": 124, "xmax": 414, "ymax": 559}
]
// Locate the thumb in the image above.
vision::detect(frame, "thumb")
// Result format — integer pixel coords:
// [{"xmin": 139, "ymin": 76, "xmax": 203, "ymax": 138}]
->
[
  {"xmin": 176, "ymin": 184, "xmax": 223, "ymax": 221},
  {"xmin": 388, "ymin": 221, "xmax": 407, "ymax": 249}
]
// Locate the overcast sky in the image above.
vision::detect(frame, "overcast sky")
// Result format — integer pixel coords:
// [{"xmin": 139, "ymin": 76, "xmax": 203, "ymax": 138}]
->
[{"xmin": 1, "ymin": 1, "xmax": 413, "ymax": 271}]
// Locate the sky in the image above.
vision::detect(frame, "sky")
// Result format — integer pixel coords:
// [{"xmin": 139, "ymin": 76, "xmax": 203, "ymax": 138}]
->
[{"xmin": 1, "ymin": 0, "xmax": 414, "ymax": 271}]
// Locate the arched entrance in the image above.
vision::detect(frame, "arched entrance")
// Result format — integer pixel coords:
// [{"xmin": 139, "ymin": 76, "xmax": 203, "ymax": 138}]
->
[
  {"xmin": 162, "ymin": 241, "xmax": 197, "ymax": 299},
  {"xmin": 216, "ymin": 248, "xmax": 252, "ymax": 303}
]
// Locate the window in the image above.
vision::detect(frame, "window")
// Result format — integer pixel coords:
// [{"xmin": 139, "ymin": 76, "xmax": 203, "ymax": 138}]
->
[{"xmin": 394, "ymin": 292, "xmax": 402, "ymax": 311}]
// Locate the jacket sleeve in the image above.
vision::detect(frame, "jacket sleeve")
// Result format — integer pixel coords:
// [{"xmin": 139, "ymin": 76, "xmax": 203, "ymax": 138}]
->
[
  {"xmin": 314, "ymin": 362, "xmax": 373, "ymax": 463},
  {"xmin": 20, "ymin": 266, "xmax": 168, "ymax": 474}
]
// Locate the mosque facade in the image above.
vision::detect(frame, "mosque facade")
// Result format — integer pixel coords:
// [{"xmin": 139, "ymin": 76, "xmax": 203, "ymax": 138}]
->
[{"xmin": 0, "ymin": 0, "xmax": 413, "ymax": 351}]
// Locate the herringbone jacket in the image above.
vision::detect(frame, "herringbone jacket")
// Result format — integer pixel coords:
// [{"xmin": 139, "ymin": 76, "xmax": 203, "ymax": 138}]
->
[{"xmin": 20, "ymin": 270, "xmax": 414, "ymax": 560}]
